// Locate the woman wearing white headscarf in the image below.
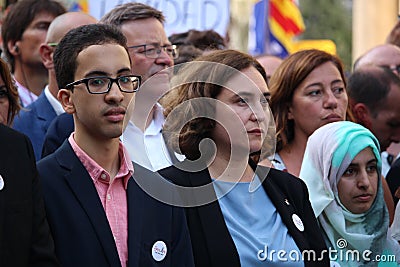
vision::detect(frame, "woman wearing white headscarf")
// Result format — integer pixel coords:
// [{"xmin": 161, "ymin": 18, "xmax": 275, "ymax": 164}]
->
[{"xmin": 299, "ymin": 121, "xmax": 400, "ymax": 266}]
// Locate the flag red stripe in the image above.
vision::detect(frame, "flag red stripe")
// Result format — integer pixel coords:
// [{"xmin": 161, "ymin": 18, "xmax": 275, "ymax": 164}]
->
[{"xmin": 269, "ymin": 1, "xmax": 303, "ymax": 35}]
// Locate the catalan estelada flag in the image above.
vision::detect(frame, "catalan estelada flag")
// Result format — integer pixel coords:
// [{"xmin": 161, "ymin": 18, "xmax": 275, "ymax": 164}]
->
[
  {"xmin": 68, "ymin": 0, "xmax": 89, "ymax": 13},
  {"xmin": 249, "ymin": 0, "xmax": 305, "ymax": 58}
]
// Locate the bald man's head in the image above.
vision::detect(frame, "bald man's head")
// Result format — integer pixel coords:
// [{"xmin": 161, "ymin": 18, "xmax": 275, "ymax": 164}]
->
[
  {"xmin": 45, "ymin": 12, "xmax": 97, "ymax": 44},
  {"xmin": 354, "ymin": 44, "xmax": 400, "ymax": 72},
  {"xmin": 41, "ymin": 12, "xmax": 98, "ymax": 97},
  {"xmin": 255, "ymin": 54, "xmax": 283, "ymax": 80}
]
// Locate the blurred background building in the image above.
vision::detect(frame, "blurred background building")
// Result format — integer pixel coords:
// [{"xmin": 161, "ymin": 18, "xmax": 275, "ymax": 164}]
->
[{"xmin": 0, "ymin": 0, "xmax": 399, "ymax": 71}]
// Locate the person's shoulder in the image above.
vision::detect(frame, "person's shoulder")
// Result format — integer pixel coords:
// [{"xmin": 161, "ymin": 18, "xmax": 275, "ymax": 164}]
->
[
  {"xmin": 48, "ymin": 113, "xmax": 74, "ymax": 133},
  {"xmin": 0, "ymin": 125, "xmax": 35, "ymax": 164},
  {"xmin": 133, "ymin": 162, "xmax": 164, "ymax": 181},
  {"xmin": 158, "ymin": 163, "xmax": 200, "ymax": 186},
  {"xmin": 13, "ymin": 96, "xmax": 43, "ymax": 121},
  {"xmin": 37, "ymin": 141, "xmax": 70, "ymax": 172},
  {"xmin": 12, "ymin": 107, "xmax": 40, "ymax": 131},
  {"xmin": 37, "ymin": 151, "xmax": 58, "ymax": 173},
  {"xmin": 135, "ymin": 162, "xmax": 184, "ymax": 190},
  {"xmin": 0, "ymin": 124, "xmax": 29, "ymax": 143},
  {"xmin": 13, "ymin": 107, "xmax": 33, "ymax": 121},
  {"xmin": 158, "ymin": 164, "xmax": 183, "ymax": 176},
  {"xmin": 390, "ymin": 157, "xmax": 400, "ymax": 169},
  {"xmin": 266, "ymin": 167, "xmax": 307, "ymax": 192}
]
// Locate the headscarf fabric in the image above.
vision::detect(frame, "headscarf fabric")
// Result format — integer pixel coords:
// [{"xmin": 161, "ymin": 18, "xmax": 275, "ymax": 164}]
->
[{"xmin": 299, "ymin": 121, "xmax": 399, "ymax": 266}]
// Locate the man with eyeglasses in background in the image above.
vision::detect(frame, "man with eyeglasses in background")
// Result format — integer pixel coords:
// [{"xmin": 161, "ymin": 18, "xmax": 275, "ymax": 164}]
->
[
  {"xmin": 101, "ymin": 2, "xmax": 184, "ymax": 171},
  {"xmin": 42, "ymin": 3, "xmax": 184, "ymax": 170},
  {"xmin": 37, "ymin": 23, "xmax": 194, "ymax": 267}
]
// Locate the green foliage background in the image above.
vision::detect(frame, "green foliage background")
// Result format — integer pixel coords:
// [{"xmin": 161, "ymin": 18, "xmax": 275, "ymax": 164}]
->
[{"xmin": 299, "ymin": 0, "xmax": 352, "ymax": 71}]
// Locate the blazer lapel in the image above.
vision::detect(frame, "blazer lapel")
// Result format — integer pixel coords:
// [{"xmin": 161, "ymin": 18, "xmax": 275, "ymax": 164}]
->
[
  {"xmin": 126, "ymin": 177, "xmax": 144, "ymax": 267},
  {"xmin": 260, "ymin": 169, "xmax": 310, "ymax": 252},
  {"xmin": 36, "ymin": 93, "xmax": 57, "ymax": 123},
  {"xmin": 57, "ymin": 142, "xmax": 121, "ymax": 266},
  {"xmin": 188, "ymin": 170, "xmax": 240, "ymax": 267}
]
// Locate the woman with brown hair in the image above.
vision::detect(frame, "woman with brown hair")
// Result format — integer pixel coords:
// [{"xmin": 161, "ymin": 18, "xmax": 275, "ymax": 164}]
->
[
  {"xmin": 0, "ymin": 57, "xmax": 20, "ymax": 125},
  {"xmin": 260, "ymin": 49, "xmax": 351, "ymax": 176},
  {"xmin": 260, "ymin": 49, "xmax": 395, "ymax": 223},
  {"xmin": 160, "ymin": 49, "xmax": 329, "ymax": 266}
]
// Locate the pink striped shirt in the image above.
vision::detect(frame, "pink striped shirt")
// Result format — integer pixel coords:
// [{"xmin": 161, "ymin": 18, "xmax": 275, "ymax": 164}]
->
[{"xmin": 69, "ymin": 134, "xmax": 133, "ymax": 267}]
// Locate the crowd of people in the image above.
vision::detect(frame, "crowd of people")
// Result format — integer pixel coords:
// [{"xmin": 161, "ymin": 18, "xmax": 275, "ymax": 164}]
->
[{"xmin": 2, "ymin": 0, "xmax": 400, "ymax": 266}]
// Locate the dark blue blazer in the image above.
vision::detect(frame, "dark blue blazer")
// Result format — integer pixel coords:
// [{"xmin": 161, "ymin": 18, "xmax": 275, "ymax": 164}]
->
[
  {"xmin": 13, "ymin": 92, "xmax": 57, "ymax": 160},
  {"xmin": 37, "ymin": 140, "xmax": 194, "ymax": 267}
]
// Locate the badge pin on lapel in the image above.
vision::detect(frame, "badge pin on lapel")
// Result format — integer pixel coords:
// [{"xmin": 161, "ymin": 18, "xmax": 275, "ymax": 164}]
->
[
  {"xmin": 0, "ymin": 174, "xmax": 4, "ymax": 190},
  {"xmin": 152, "ymin": 240, "xmax": 167, "ymax": 262},
  {"xmin": 292, "ymin": 214, "xmax": 304, "ymax": 232}
]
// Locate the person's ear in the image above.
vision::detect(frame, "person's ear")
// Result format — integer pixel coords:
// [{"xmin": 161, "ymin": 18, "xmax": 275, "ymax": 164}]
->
[
  {"xmin": 287, "ymin": 104, "xmax": 294, "ymax": 120},
  {"xmin": 8, "ymin": 41, "xmax": 20, "ymax": 56},
  {"xmin": 58, "ymin": 89, "xmax": 75, "ymax": 114},
  {"xmin": 39, "ymin": 44, "xmax": 54, "ymax": 69},
  {"xmin": 353, "ymin": 103, "xmax": 372, "ymax": 128}
]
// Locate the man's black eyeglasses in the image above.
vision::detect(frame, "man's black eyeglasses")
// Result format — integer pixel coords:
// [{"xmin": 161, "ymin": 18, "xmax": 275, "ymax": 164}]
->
[
  {"xmin": 128, "ymin": 44, "xmax": 178, "ymax": 59},
  {"xmin": 65, "ymin": 75, "xmax": 141, "ymax": 94}
]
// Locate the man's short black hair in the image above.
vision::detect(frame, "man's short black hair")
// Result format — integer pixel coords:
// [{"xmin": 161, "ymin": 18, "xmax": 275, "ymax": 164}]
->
[
  {"xmin": 53, "ymin": 24, "xmax": 128, "ymax": 90},
  {"xmin": 348, "ymin": 65, "xmax": 400, "ymax": 117}
]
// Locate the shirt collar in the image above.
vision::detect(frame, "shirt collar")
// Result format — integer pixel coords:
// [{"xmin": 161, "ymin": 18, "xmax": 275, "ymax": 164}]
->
[
  {"xmin": 44, "ymin": 85, "xmax": 64, "ymax": 115},
  {"xmin": 146, "ymin": 103, "xmax": 165, "ymax": 135},
  {"xmin": 68, "ymin": 133, "xmax": 134, "ymax": 189}
]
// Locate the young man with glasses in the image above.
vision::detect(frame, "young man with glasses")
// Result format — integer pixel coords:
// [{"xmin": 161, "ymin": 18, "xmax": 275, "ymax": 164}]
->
[{"xmin": 36, "ymin": 23, "xmax": 194, "ymax": 267}]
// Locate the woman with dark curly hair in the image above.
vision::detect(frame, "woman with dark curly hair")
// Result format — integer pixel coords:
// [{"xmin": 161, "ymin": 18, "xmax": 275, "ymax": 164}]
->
[
  {"xmin": 0, "ymin": 57, "xmax": 20, "ymax": 125},
  {"xmin": 160, "ymin": 49, "xmax": 329, "ymax": 267}
]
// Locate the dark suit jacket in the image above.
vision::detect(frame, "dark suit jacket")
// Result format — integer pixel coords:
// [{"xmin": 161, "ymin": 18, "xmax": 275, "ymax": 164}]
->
[
  {"xmin": 13, "ymin": 92, "xmax": 57, "ymax": 160},
  {"xmin": 37, "ymin": 140, "xmax": 194, "ymax": 267},
  {"xmin": 0, "ymin": 124, "xmax": 58, "ymax": 267},
  {"xmin": 41, "ymin": 112, "xmax": 74, "ymax": 159},
  {"xmin": 159, "ymin": 162, "xmax": 330, "ymax": 267},
  {"xmin": 386, "ymin": 157, "xmax": 400, "ymax": 205}
]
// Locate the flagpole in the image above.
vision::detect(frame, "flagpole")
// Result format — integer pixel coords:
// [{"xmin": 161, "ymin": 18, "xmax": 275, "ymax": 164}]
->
[{"xmin": 264, "ymin": 0, "xmax": 271, "ymax": 54}]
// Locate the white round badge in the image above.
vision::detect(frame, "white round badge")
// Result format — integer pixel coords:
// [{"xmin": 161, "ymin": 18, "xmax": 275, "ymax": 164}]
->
[
  {"xmin": 152, "ymin": 240, "xmax": 167, "ymax": 262},
  {"xmin": 0, "ymin": 175, "xmax": 4, "ymax": 190},
  {"xmin": 292, "ymin": 214, "xmax": 304, "ymax": 232}
]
